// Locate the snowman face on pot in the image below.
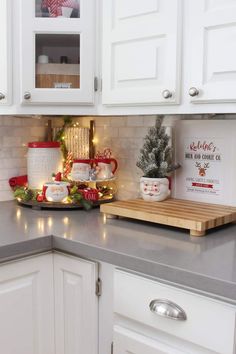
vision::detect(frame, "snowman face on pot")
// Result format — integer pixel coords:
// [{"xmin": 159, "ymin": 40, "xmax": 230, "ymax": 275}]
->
[{"xmin": 140, "ymin": 177, "xmax": 170, "ymax": 202}]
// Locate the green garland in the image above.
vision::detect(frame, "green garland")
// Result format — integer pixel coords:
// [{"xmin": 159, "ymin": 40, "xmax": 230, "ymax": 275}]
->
[
  {"xmin": 13, "ymin": 186, "xmax": 92, "ymax": 210},
  {"xmin": 54, "ymin": 116, "xmax": 73, "ymax": 160}
]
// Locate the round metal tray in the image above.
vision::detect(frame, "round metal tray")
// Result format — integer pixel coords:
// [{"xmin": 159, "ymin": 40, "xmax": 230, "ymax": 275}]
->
[{"xmin": 17, "ymin": 198, "xmax": 114, "ymax": 210}]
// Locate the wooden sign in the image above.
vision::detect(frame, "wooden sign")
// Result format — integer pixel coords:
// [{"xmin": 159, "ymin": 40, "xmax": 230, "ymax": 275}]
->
[{"xmin": 173, "ymin": 120, "xmax": 236, "ymax": 206}]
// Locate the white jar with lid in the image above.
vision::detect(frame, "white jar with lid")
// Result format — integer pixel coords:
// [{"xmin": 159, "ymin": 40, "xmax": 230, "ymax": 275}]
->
[{"xmin": 27, "ymin": 142, "xmax": 63, "ymax": 189}]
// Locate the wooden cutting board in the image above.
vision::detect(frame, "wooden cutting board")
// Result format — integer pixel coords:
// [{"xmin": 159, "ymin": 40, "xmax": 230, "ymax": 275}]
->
[{"xmin": 100, "ymin": 198, "xmax": 236, "ymax": 236}]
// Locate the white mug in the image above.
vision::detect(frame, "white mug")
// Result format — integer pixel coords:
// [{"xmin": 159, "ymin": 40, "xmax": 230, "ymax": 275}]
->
[
  {"xmin": 62, "ymin": 7, "xmax": 73, "ymax": 17},
  {"xmin": 95, "ymin": 158, "xmax": 118, "ymax": 180},
  {"xmin": 38, "ymin": 55, "xmax": 49, "ymax": 64},
  {"xmin": 43, "ymin": 182, "xmax": 69, "ymax": 202},
  {"xmin": 71, "ymin": 159, "xmax": 91, "ymax": 181}
]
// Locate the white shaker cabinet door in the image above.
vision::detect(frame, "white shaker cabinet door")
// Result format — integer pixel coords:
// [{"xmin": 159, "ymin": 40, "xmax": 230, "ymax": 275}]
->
[
  {"xmin": 187, "ymin": 0, "xmax": 236, "ymax": 103},
  {"xmin": 0, "ymin": 0, "xmax": 12, "ymax": 105},
  {"xmin": 54, "ymin": 253, "xmax": 98, "ymax": 354},
  {"xmin": 102, "ymin": 0, "xmax": 182, "ymax": 106},
  {"xmin": 0, "ymin": 254, "xmax": 54, "ymax": 354}
]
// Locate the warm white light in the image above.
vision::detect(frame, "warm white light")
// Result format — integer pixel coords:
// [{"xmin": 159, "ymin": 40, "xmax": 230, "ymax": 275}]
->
[
  {"xmin": 37, "ymin": 219, "xmax": 45, "ymax": 233},
  {"xmin": 92, "ymin": 137, "xmax": 98, "ymax": 144},
  {"xmin": 47, "ymin": 218, "xmax": 53, "ymax": 227},
  {"xmin": 16, "ymin": 209, "xmax": 21, "ymax": 220},
  {"xmin": 103, "ymin": 214, "xmax": 107, "ymax": 224},
  {"xmin": 63, "ymin": 217, "xmax": 69, "ymax": 225}
]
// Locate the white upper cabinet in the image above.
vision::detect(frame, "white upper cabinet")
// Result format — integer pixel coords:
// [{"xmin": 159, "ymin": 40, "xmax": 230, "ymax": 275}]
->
[
  {"xmin": 187, "ymin": 0, "xmax": 236, "ymax": 104},
  {"xmin": 0, "ymin": 0, "xmax": 12, "ymax": 105},
  {"xmin": 19, "ymin": 0, "xmax": 95, "ymax": 105},
  {"xmin": 2, "ymin": 0, "xmax": 236, "ymax": 114},
  {"xmin": 102, "ymin": 0, "xmax": 182, "ymax": 106}
]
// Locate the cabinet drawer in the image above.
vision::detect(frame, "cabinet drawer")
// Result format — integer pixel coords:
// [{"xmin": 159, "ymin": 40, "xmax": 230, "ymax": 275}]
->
[{"xmin": 114, "ymin": 270, "xmax": 236, "ymax": 354}]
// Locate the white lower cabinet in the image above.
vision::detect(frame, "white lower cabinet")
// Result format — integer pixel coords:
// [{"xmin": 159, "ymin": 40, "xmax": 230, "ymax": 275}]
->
[
  {"xmin": 54, "ymin": 253, "xmax": 98, "ymax": 354},
  {"xmin": 0, "ymin": 253, "xmax": 54, "ymax": 354},
  {"xmin": 114, "ymin": 270, "xmax": 236, "ymax": 354},
  {"xmin": 113, "ymin": 325, "xmax": 185, "ymax": 354},
  {"xmin": 0, "ymin": 252, "xmax": 98, "ymax": 354},
  {"xmin": 1, "ymin": 253, "xmax": 236, "ymax": 354}
]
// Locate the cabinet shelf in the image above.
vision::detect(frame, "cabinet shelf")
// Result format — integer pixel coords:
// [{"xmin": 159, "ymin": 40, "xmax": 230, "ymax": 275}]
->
[{"xmin": 36, "ymin": 63, "xmax": 80, "ymax": 89}]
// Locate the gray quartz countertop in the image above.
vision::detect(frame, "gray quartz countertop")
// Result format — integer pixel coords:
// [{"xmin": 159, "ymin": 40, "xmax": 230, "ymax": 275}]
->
[{"xmin": 1, "ymin": 201, "xmax": 236, "ymax": 303}]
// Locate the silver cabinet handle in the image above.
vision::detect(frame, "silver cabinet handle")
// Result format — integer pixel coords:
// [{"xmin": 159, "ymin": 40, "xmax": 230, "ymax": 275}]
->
[
  {"xmin": 189, "ymin": 87, "xmax": 199, "ymax": 97},
  {"xmin": 149, "ymin": 299, "xmax": 187, "ymax": 321},
  {"xmin": 24, "ymin": 92, "xmax": 31, "ymax": 100},
  {"xmin": 0, "ymin": 93, "xmax": 5, "ymax": 100},
  {"xmin": 162, "ymin": 89, "xmax": 172, "ymax": 99}
]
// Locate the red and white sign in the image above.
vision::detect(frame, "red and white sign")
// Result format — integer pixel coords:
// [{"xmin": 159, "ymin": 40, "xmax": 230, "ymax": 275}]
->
[{"xmin": 174, "ymin": 120, "xmax": 236, "ymax": 206}]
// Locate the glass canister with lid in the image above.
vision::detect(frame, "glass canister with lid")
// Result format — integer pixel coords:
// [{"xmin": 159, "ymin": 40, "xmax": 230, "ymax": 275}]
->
[{"xmin": 27, "ymin": 142, "xmax": 63, "ymax": 189}]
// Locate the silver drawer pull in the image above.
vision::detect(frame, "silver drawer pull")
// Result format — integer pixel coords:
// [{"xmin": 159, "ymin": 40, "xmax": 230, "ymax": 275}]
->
[{"xmin": 149, "ymin": 299, "xmax": 187, "ymax": 321}]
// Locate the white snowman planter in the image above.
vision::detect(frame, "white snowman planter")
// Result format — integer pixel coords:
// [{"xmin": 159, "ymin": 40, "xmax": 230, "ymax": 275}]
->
[{"xmin": 140, "ymin": 177, "xmax": 170, "ymax": 202}]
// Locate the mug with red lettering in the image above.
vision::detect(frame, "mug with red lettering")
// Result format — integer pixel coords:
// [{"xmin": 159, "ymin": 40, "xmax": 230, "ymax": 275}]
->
[{"xmin": 95, "ymin": 158, "xmax": 118, "ymax": 180}]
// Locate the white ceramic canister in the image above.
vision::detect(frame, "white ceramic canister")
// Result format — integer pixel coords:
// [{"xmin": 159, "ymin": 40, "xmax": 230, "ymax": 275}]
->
[{"xmin": 27, "ymin": 142, "xmax": 63, "ymax": 189}]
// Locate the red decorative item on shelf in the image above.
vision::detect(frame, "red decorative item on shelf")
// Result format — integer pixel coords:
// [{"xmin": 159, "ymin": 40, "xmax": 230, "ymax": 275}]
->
[
  {"xmin": 9, "ymin": 175, "xmax": 28, "ymax": 188},
  {"xmin": 80, "ymin": 188, "xmax": 99, "ymax": 201},
  {"xmin": 54, "ymin": 172, "xmax": 62, "ymax": 181},
  {"xmin": 28, "ymin": 142, "xmax": 60, "ymax": 148},
  {"xmin": 36, "ymin": 194, "xmax": 44, "ymax": 202},
  {"xmin": 95, "ymin": 147, "xmax": 112, "ymax": 159},
  {"xmin": 64, "ymin": 152, "xmax": 73, "ymax": 178}
]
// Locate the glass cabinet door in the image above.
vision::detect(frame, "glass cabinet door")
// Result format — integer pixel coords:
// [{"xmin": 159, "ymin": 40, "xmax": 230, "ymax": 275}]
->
[
  {"xmin": 35, "ymin": 33, "xmax": 80, "ymax": 89},
  {"xmin": 35, "ymin": 0, "xmax": 80, "ymax": 18},
  {"xmin": 20, "ymin": 0, "xmax": 95, "ymax": 105},
  {"xmin": 0, "ymin": 0, "xmax": 11, "ymax": 106}
]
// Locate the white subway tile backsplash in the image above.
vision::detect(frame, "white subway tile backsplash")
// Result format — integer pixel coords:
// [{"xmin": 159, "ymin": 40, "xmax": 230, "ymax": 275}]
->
[
  {"xmin": 0, "ymin": 113, "xmax": 235, "ymax": 202},
  {"xmin": 110, "ymin": 116, "xmax": 126, "ymax": 127},
  {"xmin": 0, "ymin": 168, "xmax": 21, "ymax": 181},
  {"xmin": 76, "ymin": 114, "xmax": 236, "ymax": 200},
  {"xmin": 0, "ymin": 191, "xmax": 15, "ymax": 202},
  {"xmin": 127, "ymin": 116, "xmax": 144, "ymax": 126},
  {"xmin": 0, "ymin": 116, "xmax": 47, "ymax": 201},
  {"xmin": 3, "ymin": 137, "xmax": 22, "ymax": 147}
]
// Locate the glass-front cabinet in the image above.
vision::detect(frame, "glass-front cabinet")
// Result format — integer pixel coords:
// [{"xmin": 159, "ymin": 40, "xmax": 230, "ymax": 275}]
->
[
  {"xmin": 20, "ymin": 0, "xmax": 95, "ymax": 105},
  {"xmin": 0, "ymin": 0, "xmax": 11, "ymax": 106}
]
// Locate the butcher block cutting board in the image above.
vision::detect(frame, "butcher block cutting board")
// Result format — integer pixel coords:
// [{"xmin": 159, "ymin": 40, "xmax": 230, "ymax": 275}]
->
[{"xmin": 100, "ymin": 199, "xmax": 236, "ymax": 236}]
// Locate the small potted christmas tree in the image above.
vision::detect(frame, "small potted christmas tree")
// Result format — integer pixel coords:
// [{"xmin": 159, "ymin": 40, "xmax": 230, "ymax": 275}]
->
[{"xmin": 136, "ymin": 116, "xmax": 180, "ymax": 202}]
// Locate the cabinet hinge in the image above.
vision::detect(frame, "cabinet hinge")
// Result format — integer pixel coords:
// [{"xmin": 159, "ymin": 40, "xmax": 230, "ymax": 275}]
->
[
  {"xmin": 94, "ymin": 77, "xmax": 99, "ymax": 92},
  {"xmin": 96, "ymin": 278, "xmax": 102, "ymax": 296},
  {"xmin": 111, "ymin": 341, "xmax": 114, "ymax": 354}
]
